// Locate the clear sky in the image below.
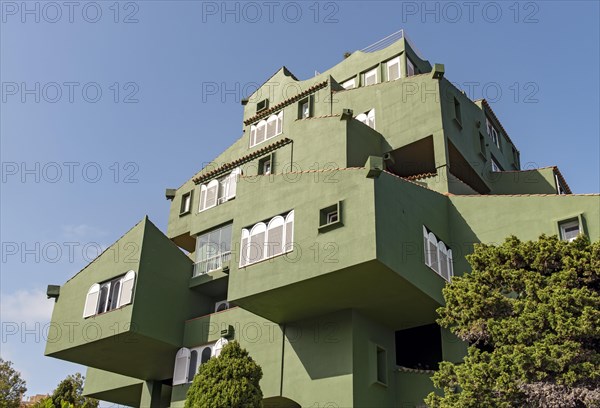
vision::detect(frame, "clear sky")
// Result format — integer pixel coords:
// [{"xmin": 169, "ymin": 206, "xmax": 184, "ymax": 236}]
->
[{"xmin": 1, "ymin": 0, "xmax": 599, "ymax": 403}]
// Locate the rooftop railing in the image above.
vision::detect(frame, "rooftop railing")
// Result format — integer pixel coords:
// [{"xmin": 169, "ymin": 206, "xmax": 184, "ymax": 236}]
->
[{"xmin": 360, "ymin": 29, "xmax": 426, "ymax": 61}]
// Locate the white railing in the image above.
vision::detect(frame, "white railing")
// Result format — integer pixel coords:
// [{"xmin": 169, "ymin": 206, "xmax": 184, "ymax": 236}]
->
[
  {"xmin": 360, "ymin": 29, "xmax": 426, "ymax": 60},
  {"xmin": 193, "ymin": 251, "xmax": 231, "ymax": 277}
]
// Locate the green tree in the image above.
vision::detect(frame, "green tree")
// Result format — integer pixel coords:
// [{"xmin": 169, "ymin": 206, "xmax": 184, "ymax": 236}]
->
[
  {"xmin": 426, "ymin": 235, "xmax": 600, "ymax": 408},
  {"xmin": 185, "ymin": 341, "xmax": 263, "ymax": 408},
  {"xmin": 33, "ymin": 373, "xmax": 98, "ymax": 408},
  {"xmin": 0, "ymin": 358, "xmax": 27, "ymax": 408}
]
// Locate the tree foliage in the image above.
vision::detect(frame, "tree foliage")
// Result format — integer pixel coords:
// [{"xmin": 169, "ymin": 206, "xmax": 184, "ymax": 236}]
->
[
  {"xmin": 0, "ymin": 358, "xmax": 27, "ymax": 408},
  {"xmin": 426, "ymin": 235, "xmax": 600, "ymax": 408},
  {"xmin": 185, "ymin": 341, "xmax": 263, "ymax": 408},
  {"xmin": 33, "ymin": 373, "xmax": 98, "ymax": 408}
]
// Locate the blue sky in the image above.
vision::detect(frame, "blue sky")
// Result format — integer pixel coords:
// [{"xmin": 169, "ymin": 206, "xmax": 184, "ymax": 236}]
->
[{"xmin": 1, "ymin": 0, "xmax": 599, "ymax": 402}]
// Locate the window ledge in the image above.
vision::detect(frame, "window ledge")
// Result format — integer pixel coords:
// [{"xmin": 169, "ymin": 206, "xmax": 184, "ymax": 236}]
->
[
  {"xmin": 179, "ymin": 210, "xmax": 191, "ymax": 217},
  {"xmin": 318, "ymin": 220, "xmax": 343, "ymax": 233}
]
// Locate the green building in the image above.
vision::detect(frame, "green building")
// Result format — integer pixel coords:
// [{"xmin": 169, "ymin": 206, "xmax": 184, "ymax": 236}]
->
[{"xmin": 44, "ymin": 31, "xmax": 599, "ymax": 407}]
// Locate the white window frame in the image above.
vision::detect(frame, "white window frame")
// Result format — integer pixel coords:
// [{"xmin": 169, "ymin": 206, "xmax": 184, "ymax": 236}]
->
[
  {"xmin": 342, "ymin": 78, "xmax": 356, "ymax": 90},
  {"xmin": 364, "ymin": 68, "xmax": 378, "ymax": 86},
  {"xmin": 491, "ymin": 158, "xmax": 502, "ymax": 172},
  {"xmin": 386, "ymin": 56, "xmax": 401, "ymax": 81},
  {"xmin": 486, "ymin": 118, "xmax": 500, "ymax": 148},
  {"xmin": 249, "ymin": 111, "xmax": 283, "ymax": 148},
  {"xmin": 559, "ymin": 220, "xmax": 580, "ymax": 242},
  {"xmin": 240, "ymin": 210, "xmax": 294, "ymax": 267},
  {"xmin": 194, "ymin": 224, "xmax": 233, "ymax": 276}
]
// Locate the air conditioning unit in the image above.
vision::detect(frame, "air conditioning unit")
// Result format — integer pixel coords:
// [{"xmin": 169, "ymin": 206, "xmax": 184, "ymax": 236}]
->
[{"xmin": 215, "ymin": 301, "xmax": 230, "ymax": 313}]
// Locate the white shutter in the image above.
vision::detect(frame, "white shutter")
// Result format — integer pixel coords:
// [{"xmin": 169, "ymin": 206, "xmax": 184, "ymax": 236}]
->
[
  {"xmin": 266, "ymin": 114, "xmax": 278, "ymax": 139},
  {"xmin": 83, "ymin": 283, "xmax": 100, "ymax": 318},
  {"xmin": 250, "ymin": 125, "xmax": 257, "ymax": 147},
  {"xmin": 117, "ymin": 270, "xmax": 136, "ymax": 307},
  {"xmin": 447, "ymin": 249, "xmax": 454, "ymax": 280},
  {"xmin": 438, "ymin": 243, "xmax": 448, "ymax": 280},
  {"xmin": 387, "ymin": 57, "xmax": 400, "ymax": 80},
  {"xmin": 173, "ymin": 348, "xmax": 191, "ymax": 385},
  {"xmin": 226, "ymin": 168, "xmax": 241, "ymax": 200},
  {"xmin": 276, "ymin": 111, "xmax": 284, "ymax": 135},
  {"xmin": 204, "ymin": 180, "xmax": 219, "ymax": 210},
  {"xmin": 284, "ymin": 211, "xmax": 294, "ymax": 253},
  {"xmin": 367, "ymin": 109, "xmax": 375, "ymax": 129},
  {"xmin": 198, "ymin": 185, "xmax": 207, "ymax": 212},
  {"xmin": 249, "ymin": 223, "xmax": 267, "ymax": 264},
  {"xmin": 240, "ymin": 229, "xmax": 250, "ymax": 267},
  {"xmin": 213, "ymin": 338, "xmax": 228, "ymax": 357},
  {"xmin": 267, "ymin": 216, "xmax": 285, "ymax": 257},
  {"xmin": 423, "ymin": 227, "xmax": 429, "ymax": 267},
  {"xmin": 428, "ymin": 232, "xmax": 438, "ymax": 272},
  {"xmin": 407, "ymin": 59, "xmax": 415, "ymax": 76},
  {"xmin": 256, "ymin": 120, "xmax": 266, "ymax": 145},
  {"xmin": 356, "ymin": 113, "xmax": 367, "ymax": 125}
]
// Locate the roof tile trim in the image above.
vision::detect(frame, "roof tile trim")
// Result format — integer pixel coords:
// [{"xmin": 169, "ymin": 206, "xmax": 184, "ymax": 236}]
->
[
  {"xmin": 193, "ymin": 138, "xmax": 292, "ymax": 184},
  {"xmin": 243, "ymin": 80, "xmax": 329, "ymax": 125},
  {"xmin": 477, "ymin": 99, "xmax": 517, "ymax": 148}
]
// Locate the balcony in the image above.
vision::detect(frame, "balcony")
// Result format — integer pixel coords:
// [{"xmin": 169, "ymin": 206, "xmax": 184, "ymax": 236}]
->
[{"xmin": 193, "ymin": 251, "xmax": 231, "ymax": 277}]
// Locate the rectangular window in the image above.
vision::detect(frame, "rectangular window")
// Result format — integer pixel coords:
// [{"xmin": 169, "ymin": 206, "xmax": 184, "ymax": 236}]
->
[
  {"xmin": 386, "ymin": 56, "xmax": 401, "ymax": 81},
  {"xmin": 298, "ymin": 98, "xmax": 311, "ymax": 119},
  {"xmin": 342, "ymin": 78, "xmax": 356, "ymax": 90},
  {"xmin": 319, "ymin": 202, "xmax": 343, "ymax": 232},
  {"xmin": 559, "ymin": 219, "xmax": 580, "ymax": 242},
  {"xmin": 479, "ymin": 132, "xmax": 487, "ymax": 157},
  {"xmin": 453, "ymin": 97, "xmax": 462, "ymax": 126},
  {"xmin": 406, "ymin": 58, "xmax": 415, "ymax": 77},
  {"xmin": 491, "ymin": 157, "xmax": 502, "ymax": 172},
  {"xmin": 363, "ymin": 67, "xmax": 378, "ymax": 86},
  {"xmin": 376, "ymin": 346, "xmax": 387, "ymax": 385},
  {"xmin": 180, "ymin": 191, "xmax": 192, "ymax": 216},
  {"xmin": 258, "ymin": 154, "xmax": 274, "ymax": 176},
  {"xmin": 194, "ymin": 224, "xmax": 233, "ymax": 276},
  {"xmin": 486, "ymin": 117, "xmax": 501, "ymax": 148},
  {"xmin": 256, "ymin": 99, "xmax": 268, "ymax": 112}
]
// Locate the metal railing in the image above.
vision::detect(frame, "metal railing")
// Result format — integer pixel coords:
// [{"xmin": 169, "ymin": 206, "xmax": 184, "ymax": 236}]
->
[
  {"xmin": 193, "ymin": 251, "xmax": 231, "ymax": 277},
  {"xmin": 360, "ymin": 29, "xmax": 426, "ymax": 61}
]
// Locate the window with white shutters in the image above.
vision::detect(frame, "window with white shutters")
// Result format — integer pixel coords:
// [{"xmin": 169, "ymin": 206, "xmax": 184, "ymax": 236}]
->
[
  {"xmin": 342, "ymin": 78, "xmax": 356, "ymax": 90},
  {"xmin": 356, "ymin": 109, "xmax": 375, "ymax": 130},
  {"xmin": 239, "ymin": 210, "xmax": 294, "ymax": 267},
  {"xmin": 117, "ymin": 270, "xmax": 136, "ymax": 307},
  {"xmin": 364, "ymin": 67, "xmax": 378, "ymax": 86},
  {"xmin": 173, "ymin": 348, "xmax": 191, "ymax": 385},
  {"xmin": 198, "ymin": 168, "xmax": 241, "ymax": 213},
  {"xmin": 423, "ymin": 226, "xmax": 453, "ymax": 281},
  {"xmin": 213, "ymin": 338, "xmax": 228, "ymax": 357},
  {"xmin": 249, "ymin": 111, "xmax": 283, "ymax": 148},
  {"xmin": 84, "ymin": 272, "xmax": 136, "ymax": 318}
]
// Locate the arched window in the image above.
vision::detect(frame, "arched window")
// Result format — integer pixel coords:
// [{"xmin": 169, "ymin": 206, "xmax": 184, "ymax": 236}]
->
[
  {"xmin": 427, "ymin": 232, "xmax": 438, "ymax": 273},
  {"xmin": 118, "ymin": 270, "xmax": 136, "ymax": 307},
  {"xmin": 438, "ymin": 242, "xmax": 448, "ymax": 281},
  {"xmin": 266, "ymin": 114, "xmax": 278, "ymax": 139},
  {"xmin": 188, "ymin": 350, "xmax": 198, "ymax": 381},
  {"xmin": 97, "ymin": 284, "xmax": 110, "ymax": 314},
  {"xmin": 249, "ymin": 223, "xmax": 267, "ymax": 264},
  {"xmin": 213, "ymin": 338, "xmax": 228, "ymax": 357},
  {"xmin": 240, "ymin": 228, "xmax": 250, "ymax": 267},
  {"xmin": 203, "ymin": 180, "xmax": 219, "ymax": 210},
  {"xmin": 200, "ymin": 346, "xmax": 212, "ymax": 364},
  {"xmin": 284, "ymin": 211, "xmax": 294, "ymax": 253},
  {"xmin": 267, "ymin": 216, "xmax": 285, "ymax": 257},
  {"xmin": 173, "ymin": 348, "xmax": 191, "ymax": 386},
  {"xmin": 83, "ymin": 284, "xmax": 100, "ymax": 318},
  {"xmin": 198, "ymin": 184, "xmax": 207, "ymax": 212}
]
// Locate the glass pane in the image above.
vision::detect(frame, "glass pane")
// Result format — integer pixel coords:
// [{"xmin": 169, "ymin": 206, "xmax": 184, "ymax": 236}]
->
[{"xmin": 220, "ymin": 224, "xmax": 232, "ymax": 253}]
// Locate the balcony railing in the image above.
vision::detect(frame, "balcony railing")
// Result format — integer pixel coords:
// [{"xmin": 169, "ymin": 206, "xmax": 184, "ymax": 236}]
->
[{"xmin": 193, "ymin": 251, "xmax": 231, "ymax": 277}]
